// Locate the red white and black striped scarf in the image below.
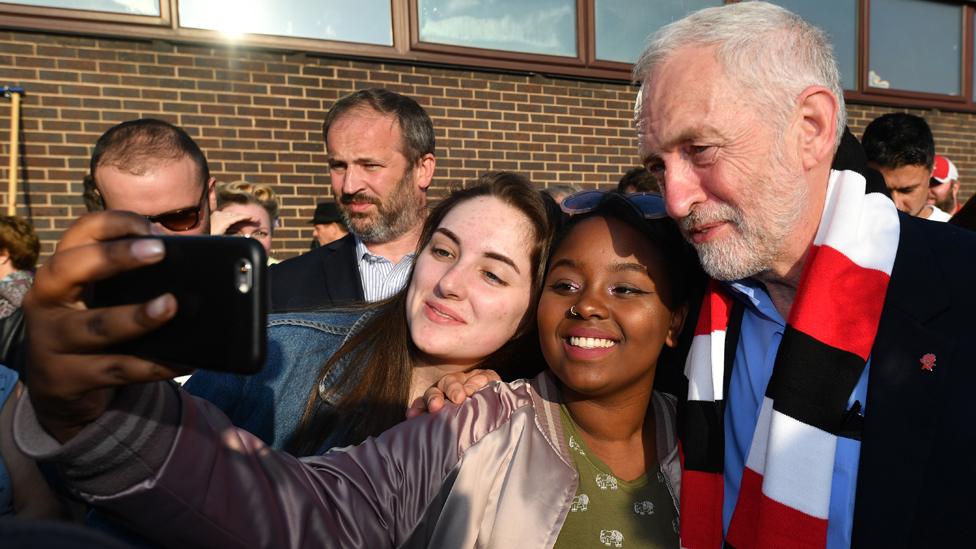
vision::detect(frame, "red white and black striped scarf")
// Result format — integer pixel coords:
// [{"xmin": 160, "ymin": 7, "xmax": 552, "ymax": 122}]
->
[{"xmin": 678, "ymin": 170, "xmax": 900, "ymax": 549}]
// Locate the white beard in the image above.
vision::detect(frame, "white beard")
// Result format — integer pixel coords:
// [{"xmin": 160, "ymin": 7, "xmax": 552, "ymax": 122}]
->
[{"xmin": 681, "ymin": 159, "xmax": 809, "ymax": 281}]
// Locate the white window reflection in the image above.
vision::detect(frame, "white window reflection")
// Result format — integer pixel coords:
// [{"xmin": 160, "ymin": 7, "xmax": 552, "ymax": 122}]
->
[
  {"xmin": 179, "ymin": 0, "xmax": 392, "ymax": 46},
  {"xmin": 4, "ymin": 0, "xmax": 158, "ymax": 15},
  {"xmin": 869, "ymin": 0, "xmax": 961, "ymax": 95},
  {"xmin": 595, "ymin": 0, "xmax": 721, "ymax": 64},
  {"xmin": 419, "ymin": 0, "xmax": 577, "ymax": 57}
]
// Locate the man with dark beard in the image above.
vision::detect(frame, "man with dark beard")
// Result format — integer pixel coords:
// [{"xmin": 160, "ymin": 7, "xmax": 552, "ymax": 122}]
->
[{"xmin": 269, "ymin": 88, "xmax": 435, "ymax": 311}]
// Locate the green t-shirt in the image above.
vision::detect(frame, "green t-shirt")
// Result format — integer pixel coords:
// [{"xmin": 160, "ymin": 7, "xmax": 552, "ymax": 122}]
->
[{"xmin": 553, "ymin": 405, "xmax": 679, "ymax": 548}]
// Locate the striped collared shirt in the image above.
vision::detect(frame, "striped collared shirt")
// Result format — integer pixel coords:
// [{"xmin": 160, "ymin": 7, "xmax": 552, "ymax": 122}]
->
[{"xmin": 354, "ymin": 237, "xmax": 415, "ymax": 302}]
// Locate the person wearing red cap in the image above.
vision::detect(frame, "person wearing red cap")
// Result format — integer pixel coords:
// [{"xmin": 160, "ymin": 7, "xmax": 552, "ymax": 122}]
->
[{"xmin": 929, "ymin": 154, "xmax": 961, "ymax": 217}]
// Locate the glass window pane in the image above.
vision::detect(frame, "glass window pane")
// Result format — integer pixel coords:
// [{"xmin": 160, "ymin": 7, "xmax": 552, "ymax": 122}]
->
[
  {"xmin": 179, "ymin": 0, "xmax": 392, "ymax": 46},
  {"xmin": 418, "ymin": 0, "xmax": 576, "ymax": 57},
  {"xmin": 773, "ymin": 0, "xmax": 857, "ymax": 91},
  {"xmin": 595, "ymin": 0, "xmax": 721, "ymax": 64},
  {"xmin": 3, "ymin": 0, "xmax": 158, "ymax": 16},
  {"xmin": 869, "ymin": 0, "xmax": 961, "ymax": 95}
]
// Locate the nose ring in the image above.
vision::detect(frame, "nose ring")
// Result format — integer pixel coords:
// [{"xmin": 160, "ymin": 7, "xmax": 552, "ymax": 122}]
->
[{"xmin": 569, "ymin": 305, "xmax": 580, "ymax": 318}]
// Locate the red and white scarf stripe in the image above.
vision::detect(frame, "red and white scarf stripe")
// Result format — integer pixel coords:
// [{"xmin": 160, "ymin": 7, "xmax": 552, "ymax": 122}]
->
[{"xmin": 679, "ymin": 170, "xmax": 900, "ymax": 549}]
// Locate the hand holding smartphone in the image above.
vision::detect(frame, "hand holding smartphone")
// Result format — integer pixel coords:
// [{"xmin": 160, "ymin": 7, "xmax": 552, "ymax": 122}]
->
[{"xmin": 86, "ymin": 236, "xmax": 268, "ymax": 374}]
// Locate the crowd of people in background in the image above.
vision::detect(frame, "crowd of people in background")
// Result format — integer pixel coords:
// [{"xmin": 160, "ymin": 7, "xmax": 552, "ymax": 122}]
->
[{"xmin": 0, "ymin": 2, "xmax": 975, "ymax": 548}]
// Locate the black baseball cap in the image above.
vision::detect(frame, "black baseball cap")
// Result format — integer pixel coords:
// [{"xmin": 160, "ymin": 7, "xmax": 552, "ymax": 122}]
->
[{"xmin": 311, "ymin": 202, "xmax": 343, "ymax": 224}]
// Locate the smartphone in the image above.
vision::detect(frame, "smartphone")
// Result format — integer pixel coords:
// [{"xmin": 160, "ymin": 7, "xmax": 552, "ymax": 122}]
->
[{"xmin": 87, "ymin": 236, "xmax": 268, "ymax": 374}]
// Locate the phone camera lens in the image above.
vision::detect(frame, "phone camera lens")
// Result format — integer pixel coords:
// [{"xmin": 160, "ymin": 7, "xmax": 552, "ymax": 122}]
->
[{"xmin": 235, "ymin": 259, "xmax": 254, "ymax": 293}]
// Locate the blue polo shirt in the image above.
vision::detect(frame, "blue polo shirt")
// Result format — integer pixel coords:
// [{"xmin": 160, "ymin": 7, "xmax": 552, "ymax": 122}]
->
[{"xmin": 722, "ymin": 279, "xmax": 869, "ymax": 549}]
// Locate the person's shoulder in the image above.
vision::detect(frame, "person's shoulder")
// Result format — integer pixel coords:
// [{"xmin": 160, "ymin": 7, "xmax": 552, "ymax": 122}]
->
[
  {"xmin": 926, "ymin": 206, "xmax": 953, "ymax": 222},
  {"xmin": 441, "ymin": 376, "xmax": 539, "ymax": 422},
  {"xmin": 257, "ymin": 310, "xmax": 372, "ymax": 390},
  {"xmin": 333, "ymin": 377, "xmax": 542, "ymax": 453},
  {"xmin": 903, "ymin": 212, "xmax": 976, "ymax": 258},
  {"xmin": 481, "ymin": 376, "xmax": 538, "ymax": 409},
  {"xmin": 409, "ymin": 375, "xmax": 540, "ymax": 454},
  {"xmin": 271, "ymin": 234, "xmax": 356, "ymax": 275},
  {"xmin": 894, "ymin": 214, "xmax": 976, "ymax": 309},
  {"xmin": 268, "ymin": 309, "xmax": 369, "ymax": 335}
]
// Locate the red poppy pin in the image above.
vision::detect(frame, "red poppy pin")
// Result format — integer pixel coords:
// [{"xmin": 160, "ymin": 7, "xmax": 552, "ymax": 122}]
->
[{"xmin": 919, "ymin": 353, "xmax": 936, "ymax": 372}]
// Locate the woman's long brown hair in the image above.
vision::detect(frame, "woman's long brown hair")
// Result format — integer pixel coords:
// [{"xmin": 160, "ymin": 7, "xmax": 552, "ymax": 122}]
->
[{"xmin": 289, "ymin": 172, "xmax": 558, "ymax": 455}]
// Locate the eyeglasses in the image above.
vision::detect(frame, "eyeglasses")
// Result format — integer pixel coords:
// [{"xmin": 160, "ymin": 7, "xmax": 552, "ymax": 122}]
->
[
  {"xmin": 144, "ymin": 184, "xmax": 209, "ymax": 232},
  {"xmin": 560, "ymin": 190, "xmax": 669, "ymax": 220}
]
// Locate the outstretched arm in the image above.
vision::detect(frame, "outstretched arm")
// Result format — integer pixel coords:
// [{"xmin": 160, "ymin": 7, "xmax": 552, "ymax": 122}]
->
[
  {"xmin": 15, "ymin": 211, "xmax": 496, "ymax": 548},
  {"xmin": 16, "ymin": 380, "xmax": 470, "ymax": 549}
]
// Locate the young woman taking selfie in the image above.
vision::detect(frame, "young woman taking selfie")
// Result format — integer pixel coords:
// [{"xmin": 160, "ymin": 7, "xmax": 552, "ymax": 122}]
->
[{"xmin": 18, "ymin": 190, "xmax": 699, "ymax": 548}]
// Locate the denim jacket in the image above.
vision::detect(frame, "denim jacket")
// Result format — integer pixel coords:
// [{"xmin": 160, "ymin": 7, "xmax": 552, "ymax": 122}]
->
[{"xmin": 184, "ymin": 310, "xmax": 373, "ymax": 451}]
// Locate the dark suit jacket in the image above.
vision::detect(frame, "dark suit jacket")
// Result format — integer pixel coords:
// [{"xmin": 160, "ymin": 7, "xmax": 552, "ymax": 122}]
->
[
  {"xmin": 269, "ymin": 233, "xmax": 364, "ymax": 312},
  {"xmin": 852, "ymin": 213, "xmax": 976, "ymax": 547},
  {"xmin": 675, "ymin": 213, "xmax": 976, "ymax": 547}
]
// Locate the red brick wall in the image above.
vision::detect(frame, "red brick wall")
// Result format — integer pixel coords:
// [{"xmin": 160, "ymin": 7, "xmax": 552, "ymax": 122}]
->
[{"xmin": 1, "ymin": 30, "xmax": 974, "ymax": 259}]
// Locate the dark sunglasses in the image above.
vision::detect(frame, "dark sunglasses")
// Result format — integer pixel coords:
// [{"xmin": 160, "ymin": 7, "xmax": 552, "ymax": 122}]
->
[
  {"xmin": 560, "ymin": 190, "xmax": 669, "ymax": 220},
  {"xmin": 145, "ymin": 184, "xmax": 209, "ymax": 231}
]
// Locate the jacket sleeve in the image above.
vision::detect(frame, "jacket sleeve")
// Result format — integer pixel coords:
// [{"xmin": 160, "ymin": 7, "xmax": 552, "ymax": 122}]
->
[{"xmin": 14, "ymin": 380, "xmax": 478, "ymax": 549}]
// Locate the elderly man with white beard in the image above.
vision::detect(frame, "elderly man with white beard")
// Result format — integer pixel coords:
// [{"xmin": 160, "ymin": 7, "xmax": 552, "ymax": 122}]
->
[{"xmin": 634, "ymin": 2, "xmax": 976, "ymax": 548}]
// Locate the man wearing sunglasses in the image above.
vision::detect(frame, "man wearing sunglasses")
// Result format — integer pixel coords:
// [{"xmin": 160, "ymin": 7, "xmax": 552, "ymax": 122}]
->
[
  {"xmin": 83, "ymin": 118, "xmax": 216, "ymax": 235},
  {"xmin": 635, "ymin": 3, "xmax": 976, "ymax": 549}
]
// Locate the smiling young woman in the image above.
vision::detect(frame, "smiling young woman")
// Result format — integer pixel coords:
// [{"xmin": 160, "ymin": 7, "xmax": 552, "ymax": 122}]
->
[
  {"xmin": 538, "ymin": 196, "xmax": 695, "ymax": 547},
  {"xmin": 183, "ymin": 171, "xmax": 556, "ymax": 455}
]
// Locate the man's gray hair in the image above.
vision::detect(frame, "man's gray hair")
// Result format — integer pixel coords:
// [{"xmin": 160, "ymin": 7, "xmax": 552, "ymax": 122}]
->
[{"xmin": 633, "ymin": 1, "xmax": 845, "ymax": 147}]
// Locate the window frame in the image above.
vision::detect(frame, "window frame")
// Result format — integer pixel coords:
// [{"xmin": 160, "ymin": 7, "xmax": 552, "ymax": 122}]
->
[
  {"xmin": 2, "ymin": 0, "xmax": 976, "ymax": 112},
  {"xmin": 844, "ymin": 0, "xmax": 974, "ymax": 110},
  {"xmin": 175, "ymin": 0, "xmax": 397, "ymax": 48},
  {"xmin": 408, "ymin": 0, "xmax": 588, "ymax": 67},
  {"xmin": 0, "ymin": 0, "xmax": 172, "ymax": 30},
  {"xmin": 583, "ymin": 0, "xmax": 635, "ymax": 71}
]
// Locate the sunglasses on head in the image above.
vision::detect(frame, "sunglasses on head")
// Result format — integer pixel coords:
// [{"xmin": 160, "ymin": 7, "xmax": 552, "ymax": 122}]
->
[
  {"xmin": 144, "ymin": 184, "xmax": 209, "ymax": 232},
  {"xmin": 560, "ymin": 190, "xmax": 669, "ymax": 220}
]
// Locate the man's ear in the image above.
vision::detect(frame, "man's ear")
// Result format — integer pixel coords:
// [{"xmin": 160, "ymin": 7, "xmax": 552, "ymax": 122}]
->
[
  {"xmin": 665, "ymin": 303, "xmax": 688, "ymax": 349},
  {"xmin": 795, "ymin": 85, "xmax": 839, "ymax": 171},
  {"xmin": 206, "ymin": 177, "xmax": 217, "ymax": 211},
  {"xmin": 85, "ymin": 174, "xmax": 106, "ymax": 211},
  {"xmin": 0, "ymin": 249, "xmax": 10, "ymax": 265},
  {"xmin": 413, "ymin": 153, "xmax": 436, "ymax": 191}
]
